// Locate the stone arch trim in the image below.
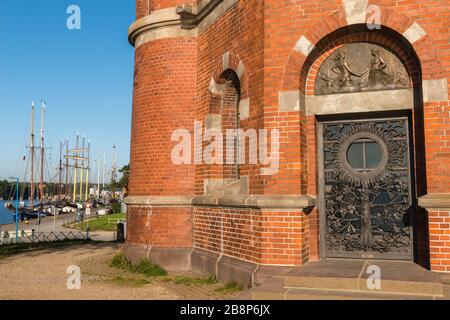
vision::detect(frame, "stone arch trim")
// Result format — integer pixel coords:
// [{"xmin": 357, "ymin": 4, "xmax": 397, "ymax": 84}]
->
[
  {"xmin": 208, "ymin": 52, "xmax": 250, "ymax": 120},
  {"xmin": 281, "ymin": 7, "xmax": 444, "ymax": 93},
  {"xmin": 209, "ymin": 52, "xmax": 249, "ymax": 99}
]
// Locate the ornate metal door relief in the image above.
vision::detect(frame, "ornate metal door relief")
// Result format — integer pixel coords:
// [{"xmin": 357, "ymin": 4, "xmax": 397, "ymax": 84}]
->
[{"xmin": 319, "ymin": 118, "xmax": 414, "ymax": 260}]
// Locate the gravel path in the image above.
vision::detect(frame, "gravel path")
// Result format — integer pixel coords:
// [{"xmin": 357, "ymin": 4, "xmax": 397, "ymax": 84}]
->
[{"xmin": 0, "ymin": 243, "xmax": 241, "ymax": 300}]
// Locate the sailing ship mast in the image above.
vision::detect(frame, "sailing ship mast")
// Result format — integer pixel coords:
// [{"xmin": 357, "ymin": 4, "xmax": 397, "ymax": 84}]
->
[
  {"xmin": 112, "ymin": 145, "xmax": 117, "ymax": 184},
  {"xmin": 102, "ymin": 153, "xmax": 106, "ymax": 191},
  {"xmin": 29, "ymin": 102, "xmax": 35, "ymax": 210},
  {"xmin": 97, "ymin": 153, "xmax": 100, "ymax": 199},
  {"xmin": 111, "ymin": 145, "xmax": 117, "ymax": 199},
  {"xmin": 80, "ymin": 135, "xmax": 84, "ymax": 201},
  {"xmin": 73, "ymin": 133, "xmax": 79, "ymax": 203},
  {"xmin": 39, "ymin": 101, "xmax": 46, "ymax": 210},
  {"xmin": 85, "ymin": 140, "xmax": 90, "ymax": 201},
  {"xmin": 58, "ymin": 140, "xmax": 63, "ymax": 202},
  {"xmin": 65, "ymin": 140, "xmax": 69, "ymax": 198}
]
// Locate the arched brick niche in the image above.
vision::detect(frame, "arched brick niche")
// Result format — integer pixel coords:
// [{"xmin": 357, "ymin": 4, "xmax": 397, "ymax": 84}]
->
[
  {"xmin": 198, "ymin": 52, "xmax": 252, "ymax": 195},
  {"xmin": 205, "ymin": 69, "xmax": 242, "ymax": 181},
  {"xmin": 220, "ymin": 70, "xmax": 241, "ymax": 180}
]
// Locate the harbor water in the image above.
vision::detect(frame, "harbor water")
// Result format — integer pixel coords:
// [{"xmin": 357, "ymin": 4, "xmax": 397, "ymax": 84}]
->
[
  {"xmin": 0, "ymin": 200, "xmax": 39, "ymax": 225},
  {"xmin": 0, "ymin": 201, "xmax": 15, "ymax": 225}
]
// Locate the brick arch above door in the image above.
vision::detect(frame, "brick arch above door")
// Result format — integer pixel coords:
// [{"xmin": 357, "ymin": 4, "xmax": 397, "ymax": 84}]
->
[
  {"xmin": 301, "ymin": 33, "xmax": 420, "ymax": 116},
  {"xmin": 281, "ymin": 7, "xmax": 443, "ymax": 89}
]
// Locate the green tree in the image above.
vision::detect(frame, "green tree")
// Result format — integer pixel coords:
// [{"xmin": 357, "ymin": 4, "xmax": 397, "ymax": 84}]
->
[
  {"xmin": 109, "ymin": 164, "xmax": 130, "ymax": 196},
  {"xmin": 118, "ymin": 164, "xmax": 130, "ymax": 190},
  {"xmin": 0, "ymin": 180, "xmax": 10, "ymax": 199}
]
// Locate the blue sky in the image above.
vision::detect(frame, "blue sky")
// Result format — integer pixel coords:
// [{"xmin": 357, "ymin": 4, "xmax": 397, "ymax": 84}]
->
[{"xmin": 0, "ymin": 0, "xmax": 135, "ymax": 181}]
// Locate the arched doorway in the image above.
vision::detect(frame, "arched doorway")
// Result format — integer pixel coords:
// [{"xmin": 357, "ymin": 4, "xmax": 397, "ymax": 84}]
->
[{"xmin": 300, "ymin": 28, "xmax": 425, "ymax": 262}]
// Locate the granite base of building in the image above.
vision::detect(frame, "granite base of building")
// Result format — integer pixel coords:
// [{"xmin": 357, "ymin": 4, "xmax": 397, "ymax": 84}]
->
[
  {"xmin": 123, "ymin": 243, "xmax": 193, "ymax": 271},
  {"xmin": 190, "ymin": 248, "xmax": 293, "ymax": 289},
  {"xmin": 122, "ymin": 244, "xmax": 292, "ymax": 288}
]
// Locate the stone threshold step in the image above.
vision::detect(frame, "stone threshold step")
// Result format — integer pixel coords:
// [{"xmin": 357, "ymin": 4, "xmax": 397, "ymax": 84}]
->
[
  {"xmin": 282, "ymin": 259, "xmax": 444, "ymax": 297},
  {"xmin": 248, "ymin": 278, "xmax": 443, "ymax": 301},
  {"xmin": 284, "ymin": 275, "xmax": 443, "ymax": 297},
  {"xmin": 252, "ymin": 287, "xmax": 440, "ymax": 301}
]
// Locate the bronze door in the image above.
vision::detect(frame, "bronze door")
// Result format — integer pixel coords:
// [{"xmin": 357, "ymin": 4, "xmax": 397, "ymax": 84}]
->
[{"xmin": 319, "ymin": 117, "xmax": 414, "ymax": 260}]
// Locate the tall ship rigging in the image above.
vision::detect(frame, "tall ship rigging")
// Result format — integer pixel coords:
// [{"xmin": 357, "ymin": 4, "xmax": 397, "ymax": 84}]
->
[{"xmin": 5, "ymin": 101, "xmax": 51, "ymax": 220}]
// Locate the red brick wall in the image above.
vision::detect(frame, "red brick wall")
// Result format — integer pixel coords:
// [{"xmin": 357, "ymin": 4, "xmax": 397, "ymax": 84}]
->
[
  {"xmin": 136, "ymin": 0, "xmax": 147, "ymax": 18},
  {"xmin": 424, "ymin": 102, "xmax": 450, "ymax": 194},
  {"xmin": 129, "ymin": 37, "xmax": 197, "ymax": 197},
  {"xmin": 429, "ymin": 211, "xmax": 450, "ymax": 272},
  {"xmin": 127, "ymin": 206, "xmax": 193, "ymax": 247},
  {"xmin": 194, "ymin": 207, "xmax": 309, "ymax": 266}
]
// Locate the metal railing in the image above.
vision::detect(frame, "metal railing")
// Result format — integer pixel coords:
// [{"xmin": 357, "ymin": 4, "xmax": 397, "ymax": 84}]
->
[
  {"xmin": 0, "ymin": 230, "xmax": 89, "ymax": 246},
  {"xmin": 63, "ymin": 217, "xmax": 80, "ymax": 227}
]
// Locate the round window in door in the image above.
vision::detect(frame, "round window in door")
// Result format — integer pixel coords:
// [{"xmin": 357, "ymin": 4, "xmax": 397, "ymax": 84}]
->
[
  {"xmin": 347, "ymin": 139, "xmax": 383, "ymax": 171},
  {"xmin": 321, "ymin": 120, "xmax": 413, "ymax": 260}
]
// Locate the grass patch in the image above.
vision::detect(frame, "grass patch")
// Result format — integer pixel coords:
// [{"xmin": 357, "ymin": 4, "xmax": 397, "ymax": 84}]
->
[
  {"xmin": 215, "ymin": 282, "xmax": 243, "ymax": 294},
  {"xmin": 109, "ymin": 276, "xmax": 152, "ymax": 288},
  {"xmin": 68, "ymin": 213, "xmax": 126, "ymax": 232},
  {"xmin": 0, "ymin": 240, "xmax": 94, "ymax": 260},
  {"xmin": 110, "ymin": 251, "xmax": 133, "ymax": 269},
  {"xmin": 109, "ymin": 252, "xmax": 167, "ymax": 277},
  {"xmin": 162, "ymin": 275, "xmax": 217, "ymax": 286},
  {"xmin": 134, "ymin": 260, "xmax": 167, "ymax": 277}
]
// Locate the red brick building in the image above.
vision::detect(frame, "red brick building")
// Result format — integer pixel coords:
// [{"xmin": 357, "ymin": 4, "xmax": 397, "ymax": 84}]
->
[{"xmin": 125, "ymin": 0, "xmax": 450, "ymax": 286}]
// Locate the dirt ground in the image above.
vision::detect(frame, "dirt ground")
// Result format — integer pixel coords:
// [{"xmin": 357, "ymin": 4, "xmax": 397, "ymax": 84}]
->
[{"xmin": 0, "ymin": 243, "xmax": 242, "ymax": 300}]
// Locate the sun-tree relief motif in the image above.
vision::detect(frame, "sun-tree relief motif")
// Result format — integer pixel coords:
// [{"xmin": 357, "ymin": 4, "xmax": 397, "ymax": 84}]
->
[{"xmin": 322, "ymin": 119, "xmax": 413, "ymax": 260}]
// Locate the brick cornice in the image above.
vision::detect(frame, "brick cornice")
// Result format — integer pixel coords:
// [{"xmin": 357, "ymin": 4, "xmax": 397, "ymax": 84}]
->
[
  {"xmin": 419, "ymin": 194, "xmax": 450, "ymax": 211},
  {"xmin": 125, "ymin": 195, "xmax": 316, "ymax": 210},
  {"xmin": 129, "ymin": 0, "xmax": 238, "ymax": 47},
  {"xmin": 128, "ymin": 7, "xmax": 195, "ymax": 47},
  {"xmin": 177, "ymin": 0, "xmax": 238, "ymax": 31},
  {"xmin": 176, "ymin": 0, "xmax": 222, "ymax": 29},
  {"xmin": 124, "ymin": 196, "xmax": 194, "ymax": 207}
]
